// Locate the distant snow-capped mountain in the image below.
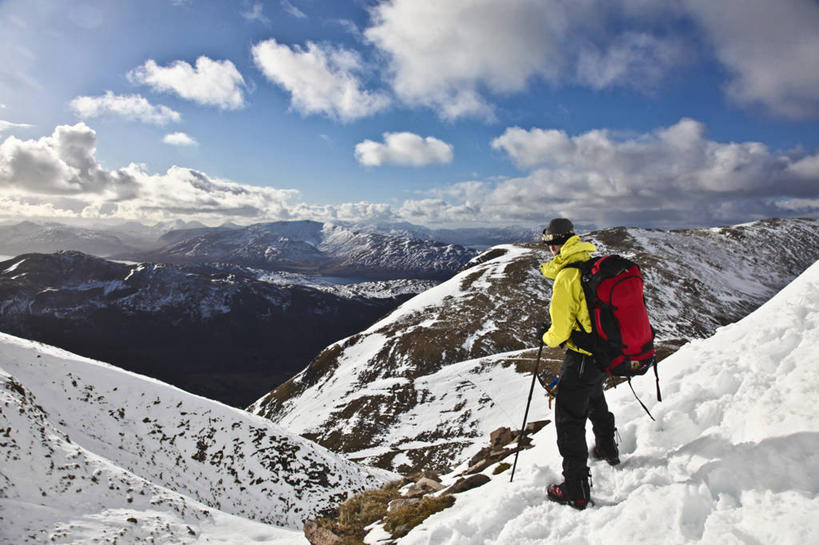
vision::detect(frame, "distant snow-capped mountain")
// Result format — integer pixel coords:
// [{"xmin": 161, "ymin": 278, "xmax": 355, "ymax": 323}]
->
[
  {"xmin": 0, "ymin": 251, "xmax": 430, "ymax": 407},
  {"xmin": 126, "ymin": 221, "xmax": 479, "ymax": 280},
  {"xmin": 248, "ymin": 218, "xmax": 819, "ymax": 475},
  {"xmin": 0, "ymin": 221, "xmax": 141, "ymax": 257},
  {"xmin": 0, "ymin": 332, "xmax": 391, "ymax": 544}
]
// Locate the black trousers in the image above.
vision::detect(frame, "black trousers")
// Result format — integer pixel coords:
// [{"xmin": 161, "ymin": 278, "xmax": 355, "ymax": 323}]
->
[{"xmin": 555, "ymin": 350, "xmax": 616, "ymax": 481}]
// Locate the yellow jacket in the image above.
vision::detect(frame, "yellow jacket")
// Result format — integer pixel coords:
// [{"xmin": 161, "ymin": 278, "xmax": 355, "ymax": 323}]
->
[{"xmin": 540, "ymin": 235, "xmax": 596, "ymax": 354}]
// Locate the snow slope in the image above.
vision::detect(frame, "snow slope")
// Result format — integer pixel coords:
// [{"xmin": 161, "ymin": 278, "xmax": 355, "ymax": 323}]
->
[
  {"xmin": 0, "ymin": 335, "xmax": 394, "ymax": 544},
  {"xmin": 250, "ymin": 219, "xmax": 819, "ymax": 475},
  {"xmin": 379, "ymin": 259, "xmax": 819, "ymax": 545}
]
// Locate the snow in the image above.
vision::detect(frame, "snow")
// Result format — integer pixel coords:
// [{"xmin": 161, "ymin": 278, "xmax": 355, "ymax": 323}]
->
[
  {"xmin": 363, "ymin": 244, "xmax": 527, "ymax": 334},
  {"xmin": 2, "ymin": 258, "xmax": 24, "ymax": 273},
  {"xmin": 0, "ymin": 333, "xmax": 392, "ymax": 544},
  {"xmin": 382, "ymin": 259, "xmax": 819, "ymax": 545}
]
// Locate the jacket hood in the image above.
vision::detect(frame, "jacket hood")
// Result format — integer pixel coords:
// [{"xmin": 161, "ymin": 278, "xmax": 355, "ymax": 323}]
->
[{"xmin": 540, "ymin": 235, "xmax": 596, "ymax": 279}]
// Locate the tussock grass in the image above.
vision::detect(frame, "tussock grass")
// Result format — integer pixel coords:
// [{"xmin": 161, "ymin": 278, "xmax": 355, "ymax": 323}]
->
[
  {"xmin": 383, "ymin": 495, "xmax": 456, "ymax": 538},
  {"xmin": 317, "ymin": 480, "xmax": 404, "ymax": 542}
]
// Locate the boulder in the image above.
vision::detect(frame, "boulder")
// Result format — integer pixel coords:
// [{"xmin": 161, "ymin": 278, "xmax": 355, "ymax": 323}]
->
[
  {"xmin": 303, "ymin": 521, "xmax": 344, "ymax": 545},
  {"xmin": 444, "ymin": 474, "xmax": 491, "ymax": 494},
  {"xmin": 525, "ymin": 419, "xmax": 551, "ymax": 435},
  {"xmin": 387, "ymin": 497, "xmax": 421, "ymax": 513},
  {"xmin": 489, "ymin": 426, "xmax": 515, "ymax": 448},
  {"xmin": 405, "ymin": 476, "xmax": 446, "ymax": 498}
]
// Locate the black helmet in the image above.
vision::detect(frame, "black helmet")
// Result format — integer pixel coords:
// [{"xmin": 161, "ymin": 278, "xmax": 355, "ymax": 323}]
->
[{"xmin": 542, "ymin": 218, "xmax": 574, "ymax": 245}]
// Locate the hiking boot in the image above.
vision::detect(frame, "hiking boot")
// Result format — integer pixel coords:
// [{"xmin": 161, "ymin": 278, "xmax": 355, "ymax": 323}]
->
[
  {"xmin": 592, "ymin": 442, "xmax": 620, "ymax": 466},
  {"xmin": 547, "ymin": 477, "xmax": 590, "ymax": 510}
]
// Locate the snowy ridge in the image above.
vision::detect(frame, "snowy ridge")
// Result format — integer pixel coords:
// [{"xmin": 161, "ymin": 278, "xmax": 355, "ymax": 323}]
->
[
  {"xmin": 380, "ymin": 259, "xmax": 819, "ymax": 545},
  {"xmin": 0, "ymin": 334, "xmax": 394, "ymax": 544},
  {"xmin": 250, "ymin": 219, "xmax": 819, "ymax": 475},
  {"xmin": 129, "ymin": 220, "xmax": 477, "ymax": 280}
]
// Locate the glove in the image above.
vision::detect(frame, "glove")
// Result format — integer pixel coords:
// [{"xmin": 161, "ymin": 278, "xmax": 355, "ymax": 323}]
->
[{"xmin": 538, "ymin": 321, "xmax": 550, "ymax": 339}]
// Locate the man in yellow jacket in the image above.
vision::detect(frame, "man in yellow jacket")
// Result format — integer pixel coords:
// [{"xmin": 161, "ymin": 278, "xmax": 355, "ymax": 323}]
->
[{"xmin": 540, "ymin": 218, "xmax": 619, "ymax": 510}]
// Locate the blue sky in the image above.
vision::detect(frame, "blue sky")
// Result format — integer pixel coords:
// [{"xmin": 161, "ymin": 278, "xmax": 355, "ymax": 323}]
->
[{"xmin": 1, "ymin": 0, "xmax": 818, "ymax": 231}]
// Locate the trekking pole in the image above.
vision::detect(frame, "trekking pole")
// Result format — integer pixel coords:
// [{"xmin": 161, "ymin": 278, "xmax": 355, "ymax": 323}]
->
[{"xmin": 510, "ymin": 338, "xmax": 544, "ymax": 483}]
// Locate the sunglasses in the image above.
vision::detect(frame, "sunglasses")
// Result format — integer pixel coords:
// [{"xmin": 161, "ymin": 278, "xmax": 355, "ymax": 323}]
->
[{"xmin": 541, "ymin": 230, "xmax": 572, "ymax": 244}]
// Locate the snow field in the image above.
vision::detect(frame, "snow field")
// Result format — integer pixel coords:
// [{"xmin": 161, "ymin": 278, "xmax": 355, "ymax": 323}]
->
[
  {"xmin": 0, "ymin": 333, "xmax": 392, "ymax": 543},
  {"xmin": 387, "ymin": 260, "xmax": 819, "ymax": 545}
]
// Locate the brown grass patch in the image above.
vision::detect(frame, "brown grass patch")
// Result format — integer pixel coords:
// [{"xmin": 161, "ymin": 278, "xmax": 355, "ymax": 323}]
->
[{"xmin": 383, "ymin": 494, "xmax": 456, "ymax": 538}]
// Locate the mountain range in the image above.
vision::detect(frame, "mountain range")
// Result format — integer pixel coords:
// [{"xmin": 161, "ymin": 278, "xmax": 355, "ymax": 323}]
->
[
  {"xmin": 0, "ymin": 218, "xmax": 816, "ymax": 544},
  {"xmin": 248, "ymin": 218, "xmax": 819, "ymax": 475},
  {"xmin": 121, "ymin": 220, "xmax": 478, "ymax": 280},
  {"xmin": 0, "ymin": 252, "xmax": 434, "ymax": 408}
]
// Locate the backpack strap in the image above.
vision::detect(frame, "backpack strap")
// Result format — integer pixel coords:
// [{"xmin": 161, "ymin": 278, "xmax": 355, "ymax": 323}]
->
[
  {"xmin": 627, "ymin": 377, "xmax": 656, "ymax": 421},
  {"xmin": 654, "ymin": 359, "xmax": 662, "ymax": 402}
]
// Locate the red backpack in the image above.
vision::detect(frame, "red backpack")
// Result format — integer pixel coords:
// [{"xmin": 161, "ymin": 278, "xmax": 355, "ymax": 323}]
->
[{"xmin": 565, "ymin": 255, "xmax": 661, "ymax": 414}]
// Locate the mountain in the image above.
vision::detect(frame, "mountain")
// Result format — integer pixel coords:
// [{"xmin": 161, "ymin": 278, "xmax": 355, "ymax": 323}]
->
[
  {"xmin": 125, "ymin": 220, "xmax": 479, "ymax": 280},
  {"xmin": 358, "ymin": 255, "xmax": 819, "ymax": 545},
  {"xmin": 0, "ymin": 221, "xmax": 142, "ymax": 258},
  {"xmin": 248, "ymin": 218, "xmax": 819, "ymax": 475},
  {"xmin": 0, "ymin": 252, "xmax": 430, "ymax": 407},
  {"xmin": 0, "ymin": 332, "xmax": 392, "ymax": 544},
  {"xmin": 359, "ymin": 222, "xmax": 539, "ymax": 249}
]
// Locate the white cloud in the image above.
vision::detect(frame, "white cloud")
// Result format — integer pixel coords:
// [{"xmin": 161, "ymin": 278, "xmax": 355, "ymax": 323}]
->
[
  {"xmin": 281, "ymin": 0, "xmax": 306, "ymax": 19},
  {"xmin": 69, "ymin": 92, "xmax": 181, "ymax": 125},
  {"xmin": 683, "ymin": 0, "xmax": 819, "ymax": 119},
  {"xmin": 473, "ymin": 118, "xmax": 819, "ymax": 226},
  {"xmin": 241, "ymin": 2, "xmax": 271, "ymax": 25},
  {"xmin": 163, "ymin": 132, "xmax": 198, "ymax": 146},
  {"xmin": 251, "ymin": 38, "xmax": 391, "ymax": 121},
  {"xmin": 576, "ymin": 32, "xmax": 686, "ymax": 91},
  {"xmin": 0, "ymin": 123, "xmax": 300, "ymax": 223},
  {"xmin": 0, "ymin": 120, "xmax": 33, "ymax": 133},
  {"xmin": 355, "ymin": 132, "xmax": 453, "ymax": 167},
  {"xmin": 4, "ymin": 120, "xmax": 816, "ymax": 229},
  {"xmin": 364, "ymin": 0, "xmax": 686, "ymax": 120},
  {"xmin": 128, "ymin": 56, "xmax": 246, "ymax": 110},
  {"xmin": 0, "ymin": 123, "xmax": 138, "ymax": 197}
]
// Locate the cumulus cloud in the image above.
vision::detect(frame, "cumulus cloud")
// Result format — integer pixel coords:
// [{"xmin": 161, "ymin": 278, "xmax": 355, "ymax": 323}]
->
[
  {"xmin": 69, "ymin": 92, "xmax": 181, "ymax": 125},
  {"xmin": 476, "ymin": 118, "xmax": 819, "ymax": 226},
  {"xmin": 128, "ymin": 56, "xmax": 246, "ymax": 110},
  {"xmin": 163, "ymin": 132, "xmax": 198, "ymax": 146},
  {"xmin": 0, "ymin": 123, "xmax": 302, "ymax": 224},
  {"xmin": 251, "ymin": 38, "xmax": 391, "ymax": 121},
  {"xmin": 364, "ymin": 0, "xmax": 686, "ymax": 120},
  {"xmin": 355, "ymin": 132, "xmax": 453, "ymax": 167},
  {"xmin": 683, "ymin": 0, "xmax": 819, "ymax": 119},
  {"xmin": 0, "ymin": 123, "xmax": 139, "ymax": 197}
]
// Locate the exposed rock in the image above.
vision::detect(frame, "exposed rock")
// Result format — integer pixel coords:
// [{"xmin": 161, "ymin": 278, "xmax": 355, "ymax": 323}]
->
[
  {"xmin": 415, "ymin": 477, "xmax": 445, "ymax": 491},
  {"xmin": 445, "ymin": 474, "xmax": 491, "ymax": 494},
  {"xmin": 388, "ymin": 497, "xmax": 421, "ymax": 513},
  {"xmin": 418, "ymin": 470, "xmax": 442, "ymax": 482},
  {"xmin": 303, "ymin": 521, "xmax": 344, "ymax": 545},
  {"xmin": 525, "ymin": 419, "xmax": 550, "ymax": 435},
  {"xmin": 490, "ymin": 426, "xmax": 515, "ymax": 447}
]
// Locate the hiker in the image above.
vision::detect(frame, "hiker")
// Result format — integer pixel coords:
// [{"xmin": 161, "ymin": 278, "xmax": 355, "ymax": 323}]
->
[{"xmin": 539, "ymin": 218, "xmax": 619, "ymax": 510}]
